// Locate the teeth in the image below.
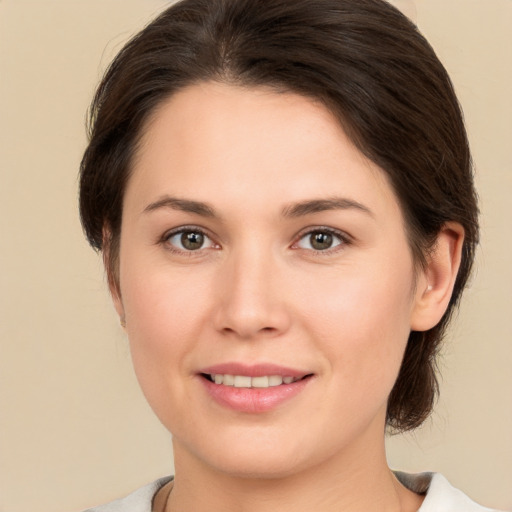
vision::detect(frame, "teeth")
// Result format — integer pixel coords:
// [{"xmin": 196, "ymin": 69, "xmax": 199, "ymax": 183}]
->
[
  {"xmin": 268, "ymin": 375, "xmax": 283, "ymax": 386},
  {"xmin": 234, "ymin": 375, "xmax": 251, "ymax": 388},
  {"xmin": 223, "ymin": 374, "xmax": 235, "ymax": 386},
  {"xmin": 251, "ymin": 376, "xmax": 269, "ymax": 388},
  {"xmin": 209, "ymin": 374, "xmax": 301, "ymax": 388}
]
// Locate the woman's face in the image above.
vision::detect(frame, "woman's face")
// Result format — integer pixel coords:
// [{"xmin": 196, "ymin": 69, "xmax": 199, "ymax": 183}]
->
[{"xmin": 115, "ymin": 82, "xmax": 429, "ymax": 477}]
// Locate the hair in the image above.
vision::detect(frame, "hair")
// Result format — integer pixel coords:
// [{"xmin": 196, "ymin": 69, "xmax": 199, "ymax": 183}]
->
[{"xmin": 79, "ymin": 0, "xmax": 479, "ymax": 432}]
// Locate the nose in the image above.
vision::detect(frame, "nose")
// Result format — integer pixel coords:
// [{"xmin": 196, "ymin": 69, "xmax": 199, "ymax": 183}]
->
[{"xmin": 213, "ymin": 246, "xmax": 292, "ymax": 340}]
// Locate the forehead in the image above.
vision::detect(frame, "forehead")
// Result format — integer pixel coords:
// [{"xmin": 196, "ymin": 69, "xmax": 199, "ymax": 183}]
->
[
  {"xmin": 134, "ymin": 82, "xmax": 350, "ymax": 169},
  {"xmin": 127, "ymin": 82, "xmax": 400, "ymax": 221}
]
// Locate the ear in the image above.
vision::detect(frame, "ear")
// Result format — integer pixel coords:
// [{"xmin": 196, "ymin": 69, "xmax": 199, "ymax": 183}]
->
[
  {"xmin": 102, "ymin": 226, "xmax": 125, "ymax": 327},
  {"xmin": 410, "ymin": 222, "xmax": 465, "ymax": 331}
]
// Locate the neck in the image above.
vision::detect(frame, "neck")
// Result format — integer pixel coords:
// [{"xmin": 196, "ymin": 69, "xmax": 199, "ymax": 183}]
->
[{"xmin": 165, "ymin": 428, "xmax": 423, "ymax": 512}]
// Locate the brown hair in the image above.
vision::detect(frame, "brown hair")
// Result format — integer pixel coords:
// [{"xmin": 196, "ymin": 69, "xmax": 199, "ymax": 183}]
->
[{"xmin": 79, "ymin": 0, "xmax": 479, "ymax": 432}]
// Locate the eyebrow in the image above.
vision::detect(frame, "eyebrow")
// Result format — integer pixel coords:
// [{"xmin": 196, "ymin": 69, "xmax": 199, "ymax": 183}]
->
[
  {"xmin": 282, "ymin": 197, "xmax": 374, "ymax": 218},
  {"xmin": 142, "ymin": 195, "xmax": 373, "ymax": 219},
  {"xmin": 143, "ymin": 196, "xmax": 217, "ymax": 217}
]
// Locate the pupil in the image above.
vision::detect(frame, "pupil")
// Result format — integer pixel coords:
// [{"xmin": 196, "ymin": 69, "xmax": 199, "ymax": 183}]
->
[
  {"xmin": 181, "ymin": 232, "xmax": 204, "ymax": 250},
  {"xmin": 311, "ymin": 232, "xmax": 332, "ymax": 250}
]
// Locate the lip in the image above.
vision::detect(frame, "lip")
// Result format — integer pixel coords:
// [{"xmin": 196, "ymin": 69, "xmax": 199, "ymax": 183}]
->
[
  {"xmin": 200, "ymin": 362, "xmax": 308, "ymax": 378},
  {"xmin": 198, "ymin": 363, "xmax": 313, "ymax": 413}
]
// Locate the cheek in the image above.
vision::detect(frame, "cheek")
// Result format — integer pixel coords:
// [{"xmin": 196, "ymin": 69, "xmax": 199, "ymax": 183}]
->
[
  {"xmin": 120, "ymin": 240, "xmax": 216, "ymax": 332},
  {"xmin": 301, "ymin": 258, "xmax": 414, "ymax": 397},
  {"xmin": 119, "ymin": 262, "xmax": 214, "ymax": 410}
]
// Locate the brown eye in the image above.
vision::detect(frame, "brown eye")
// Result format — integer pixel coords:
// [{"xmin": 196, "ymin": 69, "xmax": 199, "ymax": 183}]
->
[
  {"xmin": 166, "ymin": 229, "xmax": 215, "ymax": 252},
  {"xmin": 310, "ymin": 232, "xmax": 333, "ymax": 250},
  {"xmin": 296, "ymin": 229, "xmax": 344, "ymax": 252},
  {"xmin": 181, "ymin": 231, "xmax": 204, "ymax": 250}
]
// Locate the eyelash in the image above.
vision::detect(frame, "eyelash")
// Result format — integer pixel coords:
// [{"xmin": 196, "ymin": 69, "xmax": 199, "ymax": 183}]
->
[
  {"xmin": 292, "ymin": 226, "xmax": 352, "ymax": 255},
  {"xmin": 160, "ymin": 226, "xmax": 352, "ymax": 255},
  {"xmin": 160, "ymin": 226, "xmax": 218, "ymax": 255}
]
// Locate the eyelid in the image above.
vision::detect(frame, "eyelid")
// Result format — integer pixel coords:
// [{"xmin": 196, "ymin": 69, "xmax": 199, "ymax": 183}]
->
[
  {"xmin": 160, "ymin": 225, "xmax": 220, "ymax": 253},
  {"xmin": 159, "ymin": 225, "xmax": 351, "ymax": 254},
  {"xmin": 291, "ymin": 226, "xmax": 352, "ymax": 252}
]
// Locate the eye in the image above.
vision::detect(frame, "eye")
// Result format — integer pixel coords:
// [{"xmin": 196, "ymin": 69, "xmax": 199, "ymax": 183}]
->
[
  {"xmin": 164, "ymin": 228, "xmax": 217, "ymax": 252},
  {"xmin": 295, "ymin": 229, "xmax": 345, "ymax": 251}
]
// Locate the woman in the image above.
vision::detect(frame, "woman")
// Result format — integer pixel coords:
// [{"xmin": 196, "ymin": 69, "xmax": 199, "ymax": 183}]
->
[{"xmin": 79, "ymin": 0, "xmax": 497, "ymax": 510}]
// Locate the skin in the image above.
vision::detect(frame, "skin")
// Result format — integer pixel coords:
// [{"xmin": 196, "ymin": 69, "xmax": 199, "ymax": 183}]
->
[{"xmin": 111, "ymin": 82, "xmax": 464, "ymax": 512}]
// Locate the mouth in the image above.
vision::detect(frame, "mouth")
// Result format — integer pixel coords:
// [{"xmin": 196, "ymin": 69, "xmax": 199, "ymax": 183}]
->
[
  {"xmin": 200, "ymin": 373, "xmax": 310, "ymax": 388},
  {"xmin": 198, "ymin": 364, "xmax": 314, "ymax": 412}
]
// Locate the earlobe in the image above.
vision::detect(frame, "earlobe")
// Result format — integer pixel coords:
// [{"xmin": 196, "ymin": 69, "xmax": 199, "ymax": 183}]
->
[{"xmin": 410, "ymin": 222, "xmax": 465, "ymax": 331}]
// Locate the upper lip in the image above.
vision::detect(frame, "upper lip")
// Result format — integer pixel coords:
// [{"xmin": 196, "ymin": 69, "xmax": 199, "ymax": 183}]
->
[{"xmin": 199, "ymin": 363, "xmax": 311, "ymax": 378}]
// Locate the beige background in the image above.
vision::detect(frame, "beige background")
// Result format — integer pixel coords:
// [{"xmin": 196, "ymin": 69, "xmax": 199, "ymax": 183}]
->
[{"xmin": 0, "ymin": 1, "xmax": 511, "ymax": 510}]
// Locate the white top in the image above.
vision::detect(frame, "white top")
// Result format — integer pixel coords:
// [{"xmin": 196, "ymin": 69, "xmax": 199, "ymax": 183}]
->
[{"xmin": 84, "ymin": 472, "xmax": 502, "ymax": 512}]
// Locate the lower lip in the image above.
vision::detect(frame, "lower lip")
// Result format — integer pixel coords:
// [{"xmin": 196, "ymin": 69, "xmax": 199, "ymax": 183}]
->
[{"xmin": 200, "ymin": 376, "xmax": 312, "ymax": 413}]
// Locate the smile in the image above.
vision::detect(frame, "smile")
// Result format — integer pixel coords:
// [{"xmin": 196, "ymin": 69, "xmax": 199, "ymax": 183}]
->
[
  {"xmin": 199, "ymin": 366, "xmax": 313, "ymax": 413},
  {"xmin": 205, "ymin": 374, "xmax": 303, "ymax": 388}
]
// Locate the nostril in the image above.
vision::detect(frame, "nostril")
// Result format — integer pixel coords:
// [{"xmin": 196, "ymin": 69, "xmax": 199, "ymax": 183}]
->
[
  {"xmin": 220, "ymin": 325, "xmax": 277, "ymax": 336},
  {"xmin": 214, "ymin": 298, "xmax": 291, "ymax": 338}
]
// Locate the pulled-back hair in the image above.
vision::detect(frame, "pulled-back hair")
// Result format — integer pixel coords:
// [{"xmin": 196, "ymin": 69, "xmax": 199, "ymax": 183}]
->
[{"xmin": 79, "ymin": 0, "xmax": 479, "ymax": 432}]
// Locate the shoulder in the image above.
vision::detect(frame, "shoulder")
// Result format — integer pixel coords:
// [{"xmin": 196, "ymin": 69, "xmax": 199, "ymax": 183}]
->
[
  {"xmin": 394, "ymin": 471, "xmax": 503, "ymax": 512},
  {"xmin": 83, "ymin": 477, "xmax": 173, "ymax": 512}
]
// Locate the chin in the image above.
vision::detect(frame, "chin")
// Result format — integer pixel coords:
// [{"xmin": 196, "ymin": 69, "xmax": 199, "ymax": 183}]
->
[
  {"xmin": 206, "ymin": 451, "xmax": 309, "ymax": 480},
  {"xmin": 175, "ymin": 424, "xmax": 336, "ymax": 481}
]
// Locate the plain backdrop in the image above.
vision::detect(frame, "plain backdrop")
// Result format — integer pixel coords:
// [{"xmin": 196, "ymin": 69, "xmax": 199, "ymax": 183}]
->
[{"xmin": 0, "ymin": 1, "xmax": 511, "ymax": 510}]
